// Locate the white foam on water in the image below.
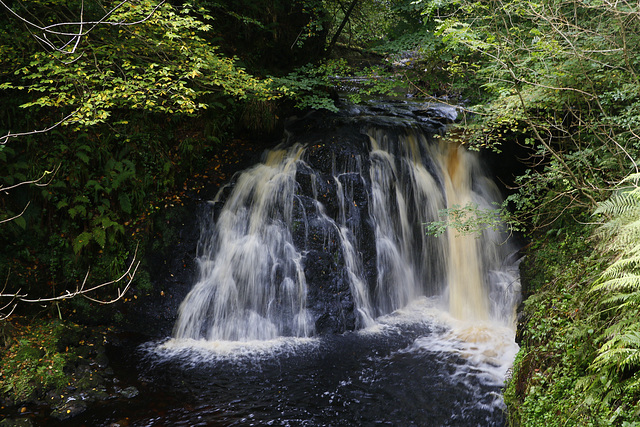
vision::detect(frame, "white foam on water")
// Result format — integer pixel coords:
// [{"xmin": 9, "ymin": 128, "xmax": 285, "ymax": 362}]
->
[
  {"xmin": 403, "ymin": 307, "xmax": 519, "ymax": 388},
  {"xmin": 151, "ymin": 335, "xmax": 320, "ymax": 364},
  {"xmin": 364, "ymin": 296, "xmax": 519, "ymax": 388}
]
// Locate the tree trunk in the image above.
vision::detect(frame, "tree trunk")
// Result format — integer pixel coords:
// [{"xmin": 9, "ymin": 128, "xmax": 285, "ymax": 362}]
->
[{"xmin": 326, "ymin": 0, "xmax": 359, "ymax": 55}]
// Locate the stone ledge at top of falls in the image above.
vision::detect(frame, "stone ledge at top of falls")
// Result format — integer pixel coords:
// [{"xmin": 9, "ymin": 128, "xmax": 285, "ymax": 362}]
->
[
  {"xmin": 284, "ymin": 100, "xmax": 460, "ymax": 142},
  {"xmin": 342, "ymin": 99, "xmax": 459, "ymax": 123}
]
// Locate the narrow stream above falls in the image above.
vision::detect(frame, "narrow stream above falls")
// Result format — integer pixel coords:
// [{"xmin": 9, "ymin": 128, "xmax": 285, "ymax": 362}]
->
[{"xmin": 72, "ymin": 101, "xmax": 521, "ymax": 426}]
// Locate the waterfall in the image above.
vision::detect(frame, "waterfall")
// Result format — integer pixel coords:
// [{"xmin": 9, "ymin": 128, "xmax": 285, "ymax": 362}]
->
[{"xmin": 173, "ymin": 105, "xmax": 520, "ymax": 342}]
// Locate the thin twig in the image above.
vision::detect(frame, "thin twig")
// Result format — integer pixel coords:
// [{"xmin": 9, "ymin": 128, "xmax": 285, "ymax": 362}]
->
[
  {"xmin": 0, "ymin": 202, "xmax": 30, "ymax": 225},
  {"xmin": 1, "ymin": 111, "xmax": 78, "ymax": 145},
  {"xmin": 0, "ymin": 0, "xmax": 167, "ymax": 54},
  {"xmin": 0, "ymin": 164, "xmax": 61, "ymax": 193}
]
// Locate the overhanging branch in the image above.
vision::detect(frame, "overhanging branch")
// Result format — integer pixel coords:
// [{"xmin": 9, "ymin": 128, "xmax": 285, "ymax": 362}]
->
[{"xmin": 1, "ymin": 244, "xmax": 140, "ymax": 319}]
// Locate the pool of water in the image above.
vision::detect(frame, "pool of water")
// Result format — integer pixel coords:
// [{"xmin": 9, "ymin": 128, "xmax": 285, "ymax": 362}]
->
[{"xmin": 67, "ymin": 298, "xmax": 516, "ymax": 426}]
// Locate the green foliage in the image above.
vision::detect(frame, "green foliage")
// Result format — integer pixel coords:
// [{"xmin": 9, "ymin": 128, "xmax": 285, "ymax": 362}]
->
[
  {"xmin": 504, "ymin": 178, "xmax": 640, "ymax": 425},
  {"xmin": 576, "ymin": 181, "xmax": 640, "ymax": 419},
  {"xmin": 272, "ymin": 60, "xmax": 344, "ymax": 112},
  {"xmin": 503, "ymin": 211, "xmax": 610, "ymax": 426},
  {"xmin": 324, "ymin": 0, "xmax": 402, "ymax": 49},
  {"xmin": 424, "ymin": 201, "xmax": 522, "ymax": 237},
  {"xmin": 306, "ymin": 0, "xmax": 467, "ymax": 99},
  {"xmin": 0, "ymin": 0, "xmax": 280, "ymax": 316},
  {"xmin": 273, "ymin": 59, "xmax": 407, "ymax": 112},
  {"xmin": 1, "ymin": 0, "xmax": 275, "ymax": 129},
  {"xmin": 0, "ymin": 320, "xmax": 77, "ymax": 402},
  {"xmin": 429, "ymin": 0, "xmax": 640, "ymax": 214}
]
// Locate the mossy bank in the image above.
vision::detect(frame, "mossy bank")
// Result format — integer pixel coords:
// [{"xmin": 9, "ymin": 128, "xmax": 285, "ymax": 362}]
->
[{"xmin": 0, "ymin": 318, "xmax": 140, "ymax": 425}]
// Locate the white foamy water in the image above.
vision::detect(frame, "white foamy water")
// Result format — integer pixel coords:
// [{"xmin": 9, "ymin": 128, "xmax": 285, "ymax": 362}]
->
[
  {"xmin": 157, "ymin": 293, "xmax": 518, "ymax": 395},
  {"xmin": 365, "ymin": 296, "xmax": 519, "ymax": 387},
  {"xmin": 172, "ymin": 127, "xmax": 520, "ymax": 342},
  {"xmin": 410, "ymin": 316, "xmax": 519, "ymax": 386},
  {"xmin": 153, "ymin": 335, "xmax": 321, "ymax": 365}
]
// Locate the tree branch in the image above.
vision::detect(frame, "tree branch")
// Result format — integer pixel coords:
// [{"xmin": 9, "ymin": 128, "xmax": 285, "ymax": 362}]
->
[
  {"xmin": 0, "ymin": 202, "xmax": 30, "ymax": 225},
  {"xmin": 0, "ymin": 111, "xmax": 78, "ymax": 145},
  {"xmin": 0, "ymin": 244, "xmax": 140, "ymax": 318},
  {"xmin": 0, "ymin": 164, "xmax": 60, "ymax": 194},
  {"xmin": 326, "ymin": 0, "xmax": 359, "ymax": 55},
  {"xmin": 0, "ymin": 0, "xmax": 167, "ymax": 54}
]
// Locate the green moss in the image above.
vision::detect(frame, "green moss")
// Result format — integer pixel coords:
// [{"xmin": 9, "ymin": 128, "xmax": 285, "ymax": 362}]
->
[{"xmin": 0, "ymin": 319, "xmax": 80, "ymax": 403}]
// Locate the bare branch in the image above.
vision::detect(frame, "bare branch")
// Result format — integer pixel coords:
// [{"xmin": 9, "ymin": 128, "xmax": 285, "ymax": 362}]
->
[
  {"xmin": 0, "ymin": 164, "xmax": 60, "ymax": 224},
  {"xmin": 69, "ymin": 0, "xmax": 85, "ymax": 55},
  {"xmin": 0, "ymin": 164, "xmax": 61, "ymax": 194},
  {"xmin": 0, "ymin": 302, "xmax": 18, "ymax": 321},
  {"xmin": 0, "ymin": 0, "xmax": 167, "ymax": 54},
  {"xmin": 0, "ymin": 201, "xmax": 30, "ymax": 225},
  {"xmin": 0, "ymin": 111, "xmax": 78, "ymax": 145},
  {"xmin": 0, "ymin": 244, "xmax": 140, "ymax": 318},
  {"xmin": 0, "ymin": 273, "xmax": 20, "ymax": 320}
]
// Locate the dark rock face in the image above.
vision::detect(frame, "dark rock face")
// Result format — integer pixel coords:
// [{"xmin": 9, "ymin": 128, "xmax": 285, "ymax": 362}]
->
[{"xmin": 288, "ymin": 118, "xmax": 375, "ymax": 334}]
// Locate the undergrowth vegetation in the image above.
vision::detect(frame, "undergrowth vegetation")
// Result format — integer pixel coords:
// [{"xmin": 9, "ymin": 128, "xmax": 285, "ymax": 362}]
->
[
  {"xmin": 505, "ymin": 183, "xmax": 640, "ymax": 425},
  {"xmin": 505, "ymin": 216, "xmax": 605, "ymax": 425},
  {"xmin": 0, "ymin": 320, "xmax": 81, "ymax": 403}
]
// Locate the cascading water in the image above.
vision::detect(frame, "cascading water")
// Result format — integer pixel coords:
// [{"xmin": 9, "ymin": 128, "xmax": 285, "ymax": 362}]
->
[
  {"xmin": 172, "ymin": 104, "xmax": 519, "ymax": 342},
  {"xmin": 138, "ymin": 102, "xmax": 522, "ymax": 426},
  {"xmin": 172, "ymin": 147, "xmax": 314, "ymax": 341}
]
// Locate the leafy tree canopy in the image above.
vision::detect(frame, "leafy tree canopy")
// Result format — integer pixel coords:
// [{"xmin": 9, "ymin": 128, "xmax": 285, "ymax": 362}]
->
[{"xmin": 1, "ymin": 0, "xmax": 277, "ymax": 131}]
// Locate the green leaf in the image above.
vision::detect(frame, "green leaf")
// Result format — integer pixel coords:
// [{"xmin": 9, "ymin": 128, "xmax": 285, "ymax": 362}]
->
[
  {"xmin": 76, "ymin": 151, "xmax": 90, "ymax": 164},
  {"xmin": 119, "ymin": 193, "xmax": 132, "ymax": 214},
  {"xmin": 72, "ymin": 231, "xmax": 93, "ymax": 254},
  {"xmin": 14, "ymin": 216, "xmax": 27, "ymax": 229},
  {"xmin": 92, "ymin": 227, "xmax": 106, "ymax": 248}
]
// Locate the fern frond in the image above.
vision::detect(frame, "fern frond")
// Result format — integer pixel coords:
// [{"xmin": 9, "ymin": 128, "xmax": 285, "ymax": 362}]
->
[
  {"xmin": 620, "ymin": 220, "xmax": 640, "ymax": 239},
  {"xmin": 575, "ymin": 374, "xmax": 596, "ymax": 392},
  {"xmin": 594, "ymin": 214, "xmax": 640, "ymax": 246},
  {"xmin": 592, "ymin": 273, "xmax": 640, "ymax": 293},
  {"xmin": 588, "ymin": 174, "xmax": 640, "ymax": 405},
  {"xmin": 603, "ymin": 312, "xmax": 640, "ymax": 337},
  {"xmin": 599, "ymin": 254, "xmax": 640, "ymax": 278},
  {"xmin": 608, "ymin": 221, "xmax": 640, "ymax": 250},
  {"xmin": 625, "ymin": 371, "xmax": 640, "ymax": 394},
  {"xmin": 601, "ymin": 292, "xmax": 640, "ymax": 308},
  {"xmin": 603, "ymin": 381, "xmax": 627, "ymax": 405},
  {"xmin": 620, "ymin": 173, "xmax": 640, "ymax": 186},
  {"xmin": 593, "ymin": 189, "xmax": 640, "ymax": 218},
  {"xmin": 594, "ymin": 330, "xmax": 640, "ymax": 374},
  {"xmin": 601, "ymin": 330, "xmax": 640, "ymax": 351},
  {"xmin": 592, "ymin": 347, "xmax": 640, "ymax": 371}
]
